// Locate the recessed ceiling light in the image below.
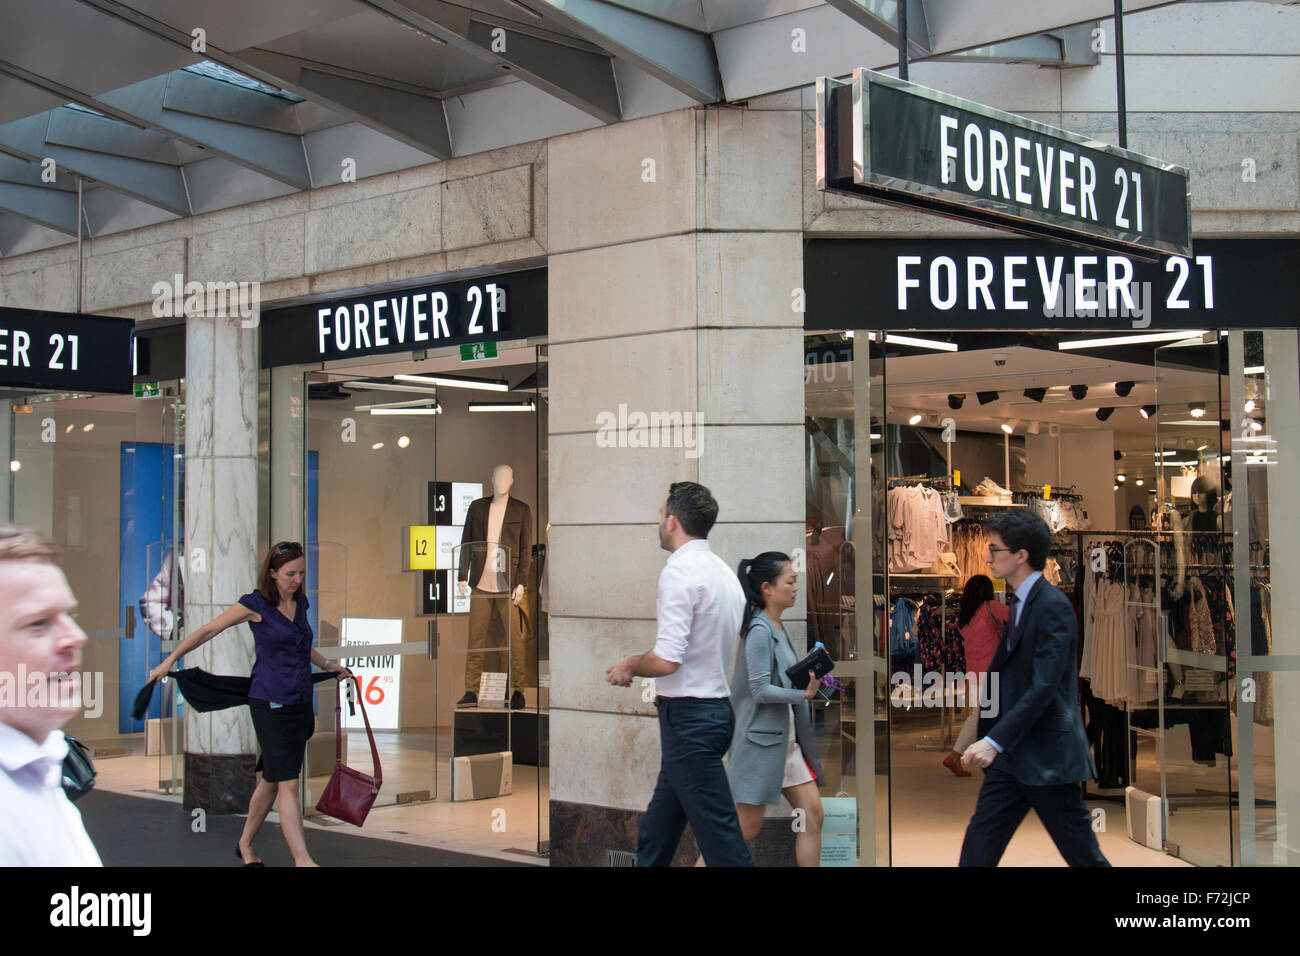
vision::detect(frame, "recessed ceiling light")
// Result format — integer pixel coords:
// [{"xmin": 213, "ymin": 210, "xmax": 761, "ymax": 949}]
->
[
  {"xmin": 64, "ymin": 424, "xmax": 74, "ymax": 434},
  {"xmin": 83, "ymin": 423, "xmax": 94, "ymax": 432},
  {"xmin": 1116, "ymin": 474, "xmax": 1127, "ymax": 483},
  {"xmin": 908, "ymin": 413, "xmax": 923, "ymax": 425},
  {"xmin": 9, "ymin": 460, "xmax": 19, "ymax": 473},
  {"xmin": 1136, "ymin": 478, "xmax": 1144, "ymax": 486},
  {"xmin": 371, "ymin": 442, "xmax": 384, "ymax": 450},
  {"xmin": 397, "ymin": 435, "xmax": 410, "ymax": 448},
  {"xmin": 1189, "ymin": 403, "xmax": 1207, "ymax": 418}
]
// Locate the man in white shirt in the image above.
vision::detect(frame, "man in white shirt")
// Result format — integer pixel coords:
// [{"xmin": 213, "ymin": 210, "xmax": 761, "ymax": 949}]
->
[
  {"xmin": 606, "ymin": 482, "xmax": 752, "ymax": 866},
  {"xmin": 0, "ymin": 524, "xmax": 102, "ymax": 866}
]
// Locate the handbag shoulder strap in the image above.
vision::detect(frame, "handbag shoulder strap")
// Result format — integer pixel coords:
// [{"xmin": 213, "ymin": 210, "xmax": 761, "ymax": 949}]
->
[
  {"xmin": 335, "ymin": 676, "xmax": 383, "ymax": 787},
  {"xmin": 984, "ymin": 600, "xmax": 1005, "ymax": 635}
]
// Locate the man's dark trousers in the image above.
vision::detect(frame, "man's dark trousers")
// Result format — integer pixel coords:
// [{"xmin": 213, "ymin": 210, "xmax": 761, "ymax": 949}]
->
[
  {"xmin": 637, "ymin": 697, "xmax": 754, "ymax": 867},
  {"xmin": 959, "ymin": 766, "xmax": 1110, "ymax": 866}
]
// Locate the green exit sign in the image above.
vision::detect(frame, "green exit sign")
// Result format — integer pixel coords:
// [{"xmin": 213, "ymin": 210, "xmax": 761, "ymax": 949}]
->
[
  {"xmin": 133, "ymin": 381, "xmax": 161, "ymax": 398},
  {"xmin": 460, "ymin": 342, "xmax": 498, "ymax": 361}
]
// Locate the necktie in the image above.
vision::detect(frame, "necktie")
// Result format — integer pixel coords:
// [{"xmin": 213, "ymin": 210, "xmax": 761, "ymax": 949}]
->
[{"xmin": 1004, "ymin": 591, "xmax": 1020, "ymax": 654}]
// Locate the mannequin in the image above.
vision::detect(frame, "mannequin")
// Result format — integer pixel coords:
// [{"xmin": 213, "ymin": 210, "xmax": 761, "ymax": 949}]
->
[{"xmin": 456, "ymin": 465, "xmax": 533, "ymax": 708}]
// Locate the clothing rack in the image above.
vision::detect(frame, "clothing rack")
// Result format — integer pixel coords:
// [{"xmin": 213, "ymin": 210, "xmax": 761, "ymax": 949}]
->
[
  {"xmin": 887, "ymin": 474, "xmax": 952, "ymax": 488},
  {"xmin": 1017, "ymin": 483, "xmax": 1082, "ymax": 501}
]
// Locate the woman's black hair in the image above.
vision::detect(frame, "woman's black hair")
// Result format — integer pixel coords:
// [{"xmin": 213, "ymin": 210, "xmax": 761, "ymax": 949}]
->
[
  {"xmin": 1190, "ymin": 475, "xmax": 1219, "ymax": 512},
  {"xmin": 958, "ymin": 574, "xmax": 996, "ymax": 629},
  {"xmin": 736, "ymin": 551, "xmax": 792, "ymax": 636}
]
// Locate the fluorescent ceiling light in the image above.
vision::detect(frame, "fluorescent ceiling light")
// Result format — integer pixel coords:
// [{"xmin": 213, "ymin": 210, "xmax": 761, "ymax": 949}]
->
[
  {"xmin": 871, "ymin": 332, "xmax": 958, "ymax": 352},
  {"xmin": 1163, "ymin": 420, "xmax": 1220, "ymax": 427},
  {"xmin": 369, "ymin": 407, "xmax": 442, "ymax": 416},
  {"xmin": 395, "ymin": 373, "xmax": 508, "ymax": 392},
  {"xmin": 343, "ymin": 380, "xmax": 439, "ymax": 397},
  {"xmin": 468, "ymin": 401, "xmax": 536, "ymax": 412},
  {"xmin": 1244, "ymin": 365, "xmax": 1266, "ymax": 375},
  {"xmin": 354, "ymin": 398, "xmax": 440, "ymax": 411},
  {"xmin": 1058, "ymin": 331, "xmax": 1209, "ymax": 350}
]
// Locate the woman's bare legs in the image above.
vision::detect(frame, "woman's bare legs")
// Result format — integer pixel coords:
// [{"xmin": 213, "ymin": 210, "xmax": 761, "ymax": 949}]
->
[
  {"xmin": 276, "ymin": 779, "xmax": 318, "ymax": 866},
  {"xmin": 782, "ymin": 781, "xmax": 824, "ymax": 867},
  {"xmin": 238, "ymin": 777, "xmax": 277, "ymax": 864}
]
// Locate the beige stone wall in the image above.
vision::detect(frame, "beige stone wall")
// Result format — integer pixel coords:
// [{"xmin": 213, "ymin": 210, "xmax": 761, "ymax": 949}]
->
[{"xmin": 545, "ymin": 106, "xmax": 808, "ymax": 813}]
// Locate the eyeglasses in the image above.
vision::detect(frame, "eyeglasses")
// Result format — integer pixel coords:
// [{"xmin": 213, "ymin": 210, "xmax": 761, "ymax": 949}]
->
[
  {"xmin": 986, "ymin": 546, "xmax": 1012, "ymax": 556},
  {"xmin": 275, "ymin": 542, "xmax": 303, "ymax": 556}
]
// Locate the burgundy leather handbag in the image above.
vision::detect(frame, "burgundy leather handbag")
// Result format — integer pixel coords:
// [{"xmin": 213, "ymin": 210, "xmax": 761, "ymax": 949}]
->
[{"xmin": 316, "ymin": 676, "xmax": 382, "ymax": 826}]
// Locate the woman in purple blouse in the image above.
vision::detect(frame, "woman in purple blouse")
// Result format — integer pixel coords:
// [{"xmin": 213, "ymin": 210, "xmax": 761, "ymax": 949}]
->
[{"xmin": 149, "ymin": 541, "xmax": 349, "ymax": 867}]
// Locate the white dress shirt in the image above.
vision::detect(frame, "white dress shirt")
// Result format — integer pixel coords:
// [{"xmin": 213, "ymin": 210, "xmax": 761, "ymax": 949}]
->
[
  {"xmin": 650, "ymin": 539, "xmax": 745, "ymax": 699},
  {"xmin": 0, "ymin": 723, "xmax": 102, "ymax": 866}
]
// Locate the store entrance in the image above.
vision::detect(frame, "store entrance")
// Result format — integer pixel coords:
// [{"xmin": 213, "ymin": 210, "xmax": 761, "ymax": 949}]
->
[
  {"xmin": 5, "ymin": 383, "xmax": 185, "ymax": 794},
  {"xmin": 877, "ymin": 329, "xmax": 1236, "ymax": 866},
  {"xmin": 299, "ymin": 341, "xmax": 549, "ymax": 858}
]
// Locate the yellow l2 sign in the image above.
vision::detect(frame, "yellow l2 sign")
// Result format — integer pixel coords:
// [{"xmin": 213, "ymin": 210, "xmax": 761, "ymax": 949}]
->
[{"xmin": 407, "ymin": 525, "xmax": 438, "ymax": 570}]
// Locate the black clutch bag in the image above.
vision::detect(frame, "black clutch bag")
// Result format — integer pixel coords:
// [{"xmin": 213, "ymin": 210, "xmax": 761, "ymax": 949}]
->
[
  {"xmin": 785, "ymin": 645, "xmax": 835, "ymax": 689},
  {"xmin": 62, "ymin": 735, "xmax": 96, "ymax": 802}
]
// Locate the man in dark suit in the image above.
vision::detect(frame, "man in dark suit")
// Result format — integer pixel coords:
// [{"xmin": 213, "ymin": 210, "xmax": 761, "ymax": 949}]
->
[{"xmin": 959, "ymin": 510, "xmax": 1109, "ymax": 867}]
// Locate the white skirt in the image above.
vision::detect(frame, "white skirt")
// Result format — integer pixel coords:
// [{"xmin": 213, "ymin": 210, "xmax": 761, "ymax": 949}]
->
[{"xmin": 781, "ymin": 709, "xmax": 815, "ymax": 789}]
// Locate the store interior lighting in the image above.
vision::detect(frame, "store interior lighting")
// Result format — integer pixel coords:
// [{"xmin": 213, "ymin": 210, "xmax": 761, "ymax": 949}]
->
[
  {"xmin": 468, "ymin": 401, "xmax": 537, "ymax": 412},
  {"xmin": 908, "ymin": 413, "xmax": 923, "ymax": 425},
  {"xmin": 1057, "ymin": 330, "xmax": 1209, "ymax": 350},
  {"xmin": 343, "ymin": 380, "xmax": 439, "ymax": 397},
  {"xmin": 1139, "ymin": 404, "xmax": 1157, "ymax": 419},
  {"xmin": 1114, "ymin": 381, "xmax": 1135, "ymax": 397},
  {"xmin": 1245, "ymin": 399, "xmax": 1256, "ymax": 413},
  {"xmin": 369, "ymin": 407, "xmax": 442, "ymax": 415},
  {"xmin": 355, "ymin": 397, "xmax": 441, "ymax": 411},
  {"xmin": 1095, "ymin": 407, "xmax": 1115, "ymax": 421},
  {"xmin": 397, "ymin": 436, "xmax": 411, "ymax": 448},
  {"xmin": 1116, "ymin": 474, "xmax": 1127, "ymax": 483},
  {"xmin": 948, "ymin": 394, "xmax": 965, "ymax": 409},
  {"xmin": 1000, "ymin": 420, "xmax": 1016, "ymax": 434},
  {"xmin": 1136, "ymin": 478, "xmax": 1144, "ymax": 486},
  {"xmin": 1189, "ymin": 402, "xmax": 1207, "ymax": 418},
  {"xmin": 1026, "ymin": 421, "xmax": 1041, "ymax": 435},
  {"xmin": 1023, "ymin": 387, "xmax": 1047, "ymax": 403},
  {"xmin": 977, "ymin": 391, "xmax": 1000, "ymax": 405},
  {"xmin": 1070, "ymin": 384, "xmax": 1089, "ymax": 400},
  {"xmin": 394, "ymin": 372, "xmax": 509, "ymax": 392}
]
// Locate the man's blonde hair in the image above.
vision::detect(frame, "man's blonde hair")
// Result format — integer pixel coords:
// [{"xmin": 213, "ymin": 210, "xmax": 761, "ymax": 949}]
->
[{"xmin": 0, "ymin": 524, "xmax": 57, "ymax": 563}]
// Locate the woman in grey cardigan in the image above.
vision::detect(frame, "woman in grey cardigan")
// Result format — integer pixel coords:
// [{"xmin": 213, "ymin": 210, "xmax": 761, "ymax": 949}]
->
[{"xmin": 724, "ymin": 551, "xmax": 825, "ymax": 866}]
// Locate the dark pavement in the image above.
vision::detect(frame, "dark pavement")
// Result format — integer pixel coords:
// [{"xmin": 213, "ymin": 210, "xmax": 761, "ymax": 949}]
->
[{"xmin": 77, "ymin": 790, "xmax": 535, "ymax": 867}]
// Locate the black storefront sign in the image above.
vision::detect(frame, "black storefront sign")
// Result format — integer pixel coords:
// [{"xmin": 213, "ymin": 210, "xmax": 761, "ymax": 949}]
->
[
  {"xmin": 805, "ymin": 238, "xmax": 1299, "ymax": 332},
  {"xmin": 816, "ymin": 70, "xmax": 1192, "ymax": 259},
  {"xmin": 0, "ymin": 307, "xmax": 134, "ymax": 393},
  {"xmin": 260, "ymin": 268, "xmax": 547, "ymax": 368}
]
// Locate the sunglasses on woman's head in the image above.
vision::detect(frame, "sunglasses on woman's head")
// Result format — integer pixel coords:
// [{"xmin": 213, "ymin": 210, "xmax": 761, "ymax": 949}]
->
[{"xmin": 276, "ymin": 542, "xmax": 303, "ymax": 556}]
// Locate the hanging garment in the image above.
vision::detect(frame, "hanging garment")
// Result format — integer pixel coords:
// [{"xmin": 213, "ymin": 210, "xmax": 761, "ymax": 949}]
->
[
  {"xmin": 1081, "ymin": 578, "xmax": 1129, "ymax": 705},
  {"xmin": 1186, "ymin": 577, "xmax": 1217, "ymax": 655}
]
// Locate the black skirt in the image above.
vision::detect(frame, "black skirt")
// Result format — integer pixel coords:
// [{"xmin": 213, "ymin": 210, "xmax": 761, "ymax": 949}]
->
[{"xmin": 248, "ymin": 698, "xmax": 316, "ymax": 782}]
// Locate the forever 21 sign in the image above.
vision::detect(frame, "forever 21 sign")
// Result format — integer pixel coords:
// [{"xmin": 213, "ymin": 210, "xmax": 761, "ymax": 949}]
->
[
  {"xmin": 261, "ymin": 268, "xmax": 546, "ymax": 368},
  {"xmin": 0, "ymin": 307, "xmax": 134, "ymax": 393},
  {"xmin": 817, "ymin": 69, "xmax": 1192, "ymax": 260}
]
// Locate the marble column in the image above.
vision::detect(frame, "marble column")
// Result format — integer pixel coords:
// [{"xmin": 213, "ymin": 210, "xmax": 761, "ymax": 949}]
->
[
  {"xmin": 182, "ymin": 311, "xmax": 260, "ymax": 812},
  {"xmin": 270, "ymin": 365, "xmax": 305, "ymax": 544}
]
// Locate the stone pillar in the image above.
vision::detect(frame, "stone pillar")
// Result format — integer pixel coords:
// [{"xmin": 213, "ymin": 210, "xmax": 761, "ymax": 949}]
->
[
  {"xmin": 182, "ymin": 311, "xmax": 260, "ymax": 811},
  {"xmin": 546, "ymin": 103, "xmax": 805, "ymax": 865}
]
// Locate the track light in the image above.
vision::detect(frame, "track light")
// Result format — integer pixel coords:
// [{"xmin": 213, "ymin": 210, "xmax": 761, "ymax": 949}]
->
[
  {"xmin": 948, "ymin": 394, "xmax": 966, "ymax": 410},
  {"xmin": 1114, "ymin": 450, "xmax": 1124, "ymax": 461},
  {"xmin": 1139, "ymin": 405, "xmax": 1157, "ymax": 419},
  {"xmin": 1023, "ymin": 387, "xmax": 1047, "ymax": 403},
  {"xmin": 1116, "ymin": 474, "xmax": 1127, "ymax": 483},
  {"xmin": 977, "ymin": 391, "xmax": 1000, "ymax": 405},
  {"xmin": 1001, "ymin": 420, "xmax": 1016, "ymax": 434},
  {"xmin": 1136, "ymin": 478, "xmax": 1144, "ymax": 486},
  {"xmin": 1115, "ymin": 381, "xmax": 1135, "ymax": 397},
  {"xmin": 1048, "ymin": 424, "xmax": 1061, "ymax": 437},
  {"xmin": 1070, "ymin": 384, "xmax": 1089, "ymax": 400},
  {"xmin": 908, "ymin": 413, "xmax": 923, "ymax": 425},
  {"xmin": 1026, "ymin": 421, "xmax": 1041, "ymax": 435},
  {"xmin": 1096, "ymin": 407, "xmax": 1115, "ymax": 422},
  {"xmin": 1189, "ymin": 403, "xmax": 1207, "ymax": 419}
]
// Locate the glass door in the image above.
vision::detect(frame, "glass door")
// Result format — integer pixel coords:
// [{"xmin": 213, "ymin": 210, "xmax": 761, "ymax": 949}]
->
[
  {"xmin": 9, "ymin": 385, "xmax": 182, "ymax": 792},
  {"xmin": 1153, "ymin": 334, "xmax": 1232, "ymax": 866}
]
